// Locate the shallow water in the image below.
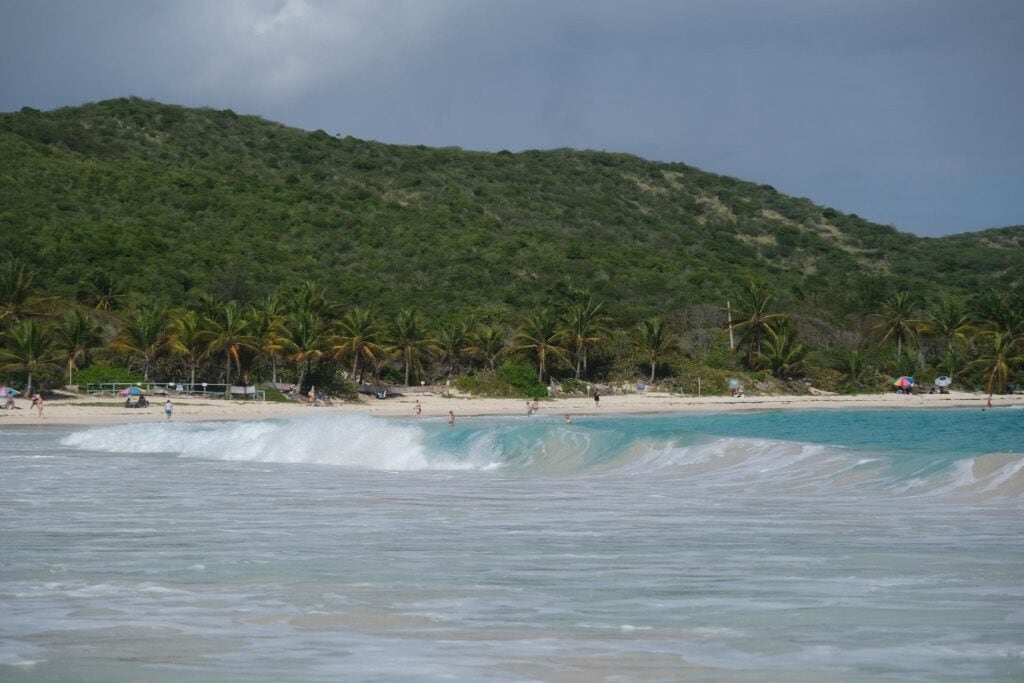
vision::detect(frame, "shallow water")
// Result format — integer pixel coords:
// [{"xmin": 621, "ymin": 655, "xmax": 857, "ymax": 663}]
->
[{"xmin": 2, "ymin": 409, "xmax": 1022, "ymax": 681}]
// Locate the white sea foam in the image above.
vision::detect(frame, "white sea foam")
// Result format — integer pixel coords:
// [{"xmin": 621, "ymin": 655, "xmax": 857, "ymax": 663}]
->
[{"xmin": 60, "ymin": 415, "xmax": 475, "ymax": 471}]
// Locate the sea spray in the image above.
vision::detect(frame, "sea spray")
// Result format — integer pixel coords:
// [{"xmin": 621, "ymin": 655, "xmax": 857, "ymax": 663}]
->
[{"xmin": 61, "ymin": 414, "xmax": 450, "ymax": 470}]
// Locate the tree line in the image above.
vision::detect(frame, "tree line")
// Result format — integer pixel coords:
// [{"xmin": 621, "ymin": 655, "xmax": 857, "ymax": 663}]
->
[{"xmin": 1, "ymin": 259, "xmax": 1021, "ymax": 400}]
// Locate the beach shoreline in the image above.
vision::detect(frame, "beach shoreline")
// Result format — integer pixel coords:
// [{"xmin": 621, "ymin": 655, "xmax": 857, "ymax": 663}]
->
[{"xmin": 1, "ymin": 390, "xmax": 1020, "ymax": 428}]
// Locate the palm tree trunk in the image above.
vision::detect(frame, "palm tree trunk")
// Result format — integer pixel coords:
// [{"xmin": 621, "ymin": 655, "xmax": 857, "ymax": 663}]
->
[
  {"xmin": 649, "ymin": 356, "xmax": 656, "ymax": 383},
  {"xmin": 225, "ymin": 353, "xmax": 232, "ymax": 397},
  {"xmin": 296, "ymin": 361, "xmax": 307, "ymax": 399}
]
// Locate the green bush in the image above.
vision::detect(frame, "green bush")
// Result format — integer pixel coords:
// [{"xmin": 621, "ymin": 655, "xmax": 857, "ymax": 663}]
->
[
  {"xmin": 454, "ymin": 363, "xmax": 548, "ymax": 398},
  {"xmin": 75, "ymin": 365, "xmax": 144, "ymax": 386},
  {"xmin": 497, "ymin": 362, "xmax": 548, "ymax": 398}
]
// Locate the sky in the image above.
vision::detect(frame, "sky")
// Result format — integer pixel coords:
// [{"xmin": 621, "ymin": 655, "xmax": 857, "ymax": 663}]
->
[{"xmin": 2, "ymin": 0, "xmax": 1022, "ymax": 237}]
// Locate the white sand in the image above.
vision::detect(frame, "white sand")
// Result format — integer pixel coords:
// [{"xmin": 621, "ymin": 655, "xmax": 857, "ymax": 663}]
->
[{"xmin": 1, "ymin": 389, "xmax": 1020, "ymax": 427}]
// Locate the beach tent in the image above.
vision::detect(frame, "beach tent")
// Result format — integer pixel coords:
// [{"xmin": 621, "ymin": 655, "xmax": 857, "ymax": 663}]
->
[{"xmin": 0, "ymin": 387, "xmax": 20, "ymax": 397}]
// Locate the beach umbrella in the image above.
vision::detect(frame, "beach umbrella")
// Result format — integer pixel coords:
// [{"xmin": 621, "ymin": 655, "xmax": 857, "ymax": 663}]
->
[
  {"xmin": 893, "ymin": 376, "xmax": 915, "ymax": 388},
  {"xmin": 934, "ymin": 376, "xmax": 952, "ymax": 387},
  {"xmin": 119, "ymin": 386, "xmax": 142, "ymax": 396},
  {"xmin": 0, "ymin": 387, "xmax": 20, "ymax": 397}
]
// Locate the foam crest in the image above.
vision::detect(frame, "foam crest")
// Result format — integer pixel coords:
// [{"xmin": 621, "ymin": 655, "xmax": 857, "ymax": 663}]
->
[
  {"xmin": 624, "ymin": 436, "xmax": 867, "ymax": 486},
  {"xmin": 61, "ymin": 415, "xmax": 474, "ymax": 471},
  {"xmin": 920, "ymin": 453, "xmax": 1024, "ymax": 501}
]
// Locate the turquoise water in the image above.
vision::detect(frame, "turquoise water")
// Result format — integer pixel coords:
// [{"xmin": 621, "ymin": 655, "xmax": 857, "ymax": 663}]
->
[{"xmin": 1, "ymin": 409, "xmax": 1022, "ymax": 681}]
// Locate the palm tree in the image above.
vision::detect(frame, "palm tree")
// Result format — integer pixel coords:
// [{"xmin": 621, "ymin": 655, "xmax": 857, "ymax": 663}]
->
[
  {"xmin": 190, "ymin": 291, "xmax": 224, "ymax": 321},
  {"xmin": 732, "ymin": 281, "xmax": 784, "ymax": 368},
  {"xmin": 432, "ymin": 320, "xmax": 469, "ymax": 380},
  {"xmin": 465, "ymin": 324, "xmax": 508, "ymax": 371},
  {"xmin": 287, "ymin": 281, "xmax": 337, "ymax": 319},
  {"xmin": 76, "ymin": 269, "xmax": 126, "ymax": 312},
  {"xmin": 331, "ymin": 307, "xmax": 383, "ymax": 384},
  {"xmin": 633, "ymin": 317, "xmax": 672, "ymax": 383},
  {"xmin": 935, "ymin": 347, "xmax": 969, "ymax": 384},
  {"xmin": 169, "ymin": 310, "xmax": 207, "ymax": 391},
  {"xmin": 249, "ymin": 296, "xmax": 289, "ymax": 384},
  {"xmin": 561, "ymin": 298, "xmax": 609, "ymax": 379},
  {"xmin": 968, "ymin": 330, "xmax": 1024, "ymax": 397},
  {"xmin": 925, "ymin": 296, "xmax": 972, "ymax": 352},
  {"xmin": 871, "ymin": 291, "xmax": 924, "ymax": 359},
  {"xmin": 756, "ymin": 320, "xmax": 807, "ymax": 380},
  {"xmin": 204, "ymin": 302, "xmax": 256, "ymax": 395},
  {"xmin": 515, "ymin": 309, "xmax": 567, "ymax": 383},
  {"xmin": 109, "ymin": 306, "xmax": 170, "ymax": 381},
  {"xmin": 56, "ymin": 309, "xmax": 104, "ymax": 386},
  {"xmin": 386, "ymin": 309, "xmax": 434, "ymax": 387},
  {"xmin": 0, "ymin": 319, "xmax": 59, "ymax": 396},
  {"xmin": 0, "ymin": 259, "xmax": 40, "ymax": 328},
  {"xmin": 833, "ymin": 349, "xmax": 871, "ymax": 391},
  {"xmin": 285, "ymin": 308, "xmax": 326, "ymax": 396}
]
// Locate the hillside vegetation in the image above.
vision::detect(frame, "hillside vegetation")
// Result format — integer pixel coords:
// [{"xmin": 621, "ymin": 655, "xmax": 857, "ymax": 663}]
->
[
  {"xmin": 0, "ymin": 98, "xmax": 1021, "ymax": 397},
  {"xmin": 2, "ymin": 97, "xmax": 1021, "ymax": 320}
]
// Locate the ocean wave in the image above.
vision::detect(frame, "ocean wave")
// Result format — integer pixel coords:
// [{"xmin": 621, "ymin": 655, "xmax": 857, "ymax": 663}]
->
[{"xmin": 58, "ymin": 414, "xmax": 1023, "ymax": 501}]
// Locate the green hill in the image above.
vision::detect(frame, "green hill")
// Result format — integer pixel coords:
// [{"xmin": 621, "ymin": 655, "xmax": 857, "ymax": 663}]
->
[{"xmin": 1, "ymin": 97, "xmax": 1021, "ymax": 323}]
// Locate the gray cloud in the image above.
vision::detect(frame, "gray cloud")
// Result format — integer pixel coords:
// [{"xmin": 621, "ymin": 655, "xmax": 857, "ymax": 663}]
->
[{"xmin": 2, "ymin": 0, "xmax": 1022, "ymax": 235}]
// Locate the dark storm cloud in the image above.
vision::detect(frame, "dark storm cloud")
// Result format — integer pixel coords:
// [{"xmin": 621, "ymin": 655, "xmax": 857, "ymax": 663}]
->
[{"xmin": 2, "ymin": 0, "xmax": 1021, "ymax": 235}]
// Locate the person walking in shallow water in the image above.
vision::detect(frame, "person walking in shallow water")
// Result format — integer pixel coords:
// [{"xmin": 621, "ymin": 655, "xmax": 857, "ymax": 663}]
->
[
  {"xmin": 164, "ymin": 399, "xmax": 173, "ymax": 421},
  {"xmin": 448, "ymin": 410, "xmax": 455, "ymax": 427}
]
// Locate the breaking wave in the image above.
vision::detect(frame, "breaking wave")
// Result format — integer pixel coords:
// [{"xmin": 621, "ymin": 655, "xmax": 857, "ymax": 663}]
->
[{"xmin": 60, "ymin": 414, "xmax": 1023, "ymax": 502}]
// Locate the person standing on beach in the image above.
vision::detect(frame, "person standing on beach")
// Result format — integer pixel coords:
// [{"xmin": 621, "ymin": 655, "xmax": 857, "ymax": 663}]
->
[
  {"xmin": 415, "ymin": 400, "xmax": 421, "ymax": 416},
  {"xmin": 32, "ymin": 393, "xmax": 44, "ymax": 418},
  {"xmin": 593, "ymin": 390, "xmax": 600, "ymax": 407},
  {"xmin": 164, "ymin": 399, "xmax": 173, "ymax": 421}
]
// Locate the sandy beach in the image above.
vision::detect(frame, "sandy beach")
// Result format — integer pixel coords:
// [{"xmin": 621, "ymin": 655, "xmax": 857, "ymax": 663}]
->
[{"xmin": 1, "ymin": 389, "xmax": 1020, "ymax": 427}]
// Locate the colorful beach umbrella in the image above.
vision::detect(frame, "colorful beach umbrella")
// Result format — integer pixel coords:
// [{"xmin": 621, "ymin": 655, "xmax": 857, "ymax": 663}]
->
[
  {"xmin": 119, "ymin": 386, "xmax": 142, "ymax": 396},
  {"xmin": 0, "ymin": 387, "xmax": 20, "ymax": 397},
  {"xmin": 893, "ymin": 376, "xmax": 915, "ymax": 388}
]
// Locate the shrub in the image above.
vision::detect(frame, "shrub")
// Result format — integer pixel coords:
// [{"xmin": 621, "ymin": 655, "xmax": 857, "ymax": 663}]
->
[
  {"xmin": 454, "ymin": 363, "xmax": 548, "ymax": 398},
  {"xmin": 75, "ymin": 364, "xmax": 144, "ymax": 386},
  {"xmin": 497, "ymin": 362, "xmax": 548, "ymax": 397}
]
